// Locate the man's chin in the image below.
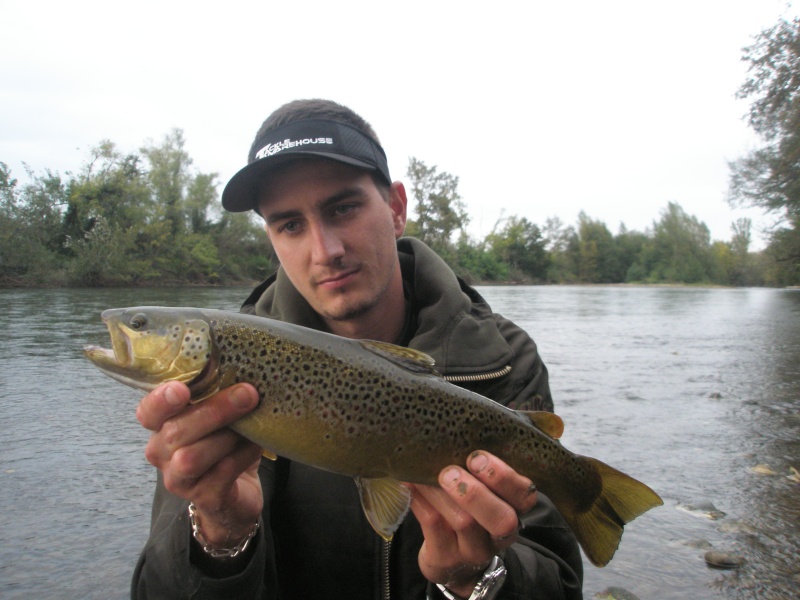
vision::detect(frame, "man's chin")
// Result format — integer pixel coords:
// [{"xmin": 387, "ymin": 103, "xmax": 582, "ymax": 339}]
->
[{"xmin": 318, "ymin": 296, "xmax": 377, "ymax": 323}]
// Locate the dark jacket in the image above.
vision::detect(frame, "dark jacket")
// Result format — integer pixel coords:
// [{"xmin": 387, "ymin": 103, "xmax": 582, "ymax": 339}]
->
[{"xmin": 131, "ymin": 238, "xmax": 583, "ymax": 600}]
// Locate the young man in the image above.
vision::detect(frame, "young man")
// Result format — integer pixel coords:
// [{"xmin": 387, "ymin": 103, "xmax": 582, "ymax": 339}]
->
[{"xmin": 132, "ymin": 100, "xmax": 583, "ymax": 599}]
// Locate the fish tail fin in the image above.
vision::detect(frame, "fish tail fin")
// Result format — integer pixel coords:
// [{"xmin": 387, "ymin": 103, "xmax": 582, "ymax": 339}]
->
[{"xmin": 562, "ymin": 456, "xmax": 663, "ymax": 567}]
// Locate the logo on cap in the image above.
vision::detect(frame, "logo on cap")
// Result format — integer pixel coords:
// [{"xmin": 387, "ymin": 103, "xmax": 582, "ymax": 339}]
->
[{"xmin": 255, "ymin": 137, "xmax": 334, "ymax": 160}]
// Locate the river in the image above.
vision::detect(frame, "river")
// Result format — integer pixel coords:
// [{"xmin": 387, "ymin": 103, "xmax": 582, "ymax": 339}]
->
[{"xmin": 0, "ymin": 286, "xmax": 797, "ymax": 599}]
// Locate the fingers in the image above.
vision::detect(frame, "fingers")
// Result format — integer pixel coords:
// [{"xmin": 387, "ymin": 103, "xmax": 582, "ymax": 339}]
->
[
  {"xmin": 466, "ymin": 451, "xmax": 538, "ymax": 515},
  {"xmin": 410, "ymin": 451, "xmax": 540, "ymax": 591},
  {"xmin": 136, "ymin": 380, "xmax": 192, "ymax": 431},
  {"xmin": 438, "ymin": 465, "xmax": 520, "ymax": 547},
  {"xmin": 136, "ymin": 381, "xmax": 260, "ymax": 494}
]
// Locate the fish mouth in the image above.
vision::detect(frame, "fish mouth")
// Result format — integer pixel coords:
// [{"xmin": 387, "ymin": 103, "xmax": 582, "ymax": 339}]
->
[{"xmin": 84, "ymin": 315, "xmax": 132, "ymax": 369}]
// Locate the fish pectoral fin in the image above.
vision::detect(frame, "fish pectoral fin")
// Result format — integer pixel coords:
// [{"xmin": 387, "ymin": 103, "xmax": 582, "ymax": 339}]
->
[
  {"xmin": 188, "ymin": 367, "xmax": 238, "ymax": 405},
  {"xmin": 354, "ymin": 476, "xmax": 412, "ymax": 541},
  {"xmin": 359, "ymin": 340, "xmax": 440, "ymax": 376},
  {"xmin": 520, "ymin": 410, "xmax": 565, "ymax": 439}
]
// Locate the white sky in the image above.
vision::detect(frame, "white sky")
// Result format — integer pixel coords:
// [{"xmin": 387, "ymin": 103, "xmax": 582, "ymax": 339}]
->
[{"xmin": 2, "ymin": 0, "xmax": 797, "ymax": 250}]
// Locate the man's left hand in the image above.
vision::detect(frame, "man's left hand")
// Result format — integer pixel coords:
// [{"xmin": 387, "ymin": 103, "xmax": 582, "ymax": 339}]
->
[{"xmin": 408, "ymin": 450, "xmax": 538, "ymax": 598}]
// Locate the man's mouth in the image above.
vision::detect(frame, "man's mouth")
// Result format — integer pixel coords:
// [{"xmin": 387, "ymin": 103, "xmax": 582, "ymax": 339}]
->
[{"xmin": 315, "ymin": 267, "xmax": 359, "ymax": 289}]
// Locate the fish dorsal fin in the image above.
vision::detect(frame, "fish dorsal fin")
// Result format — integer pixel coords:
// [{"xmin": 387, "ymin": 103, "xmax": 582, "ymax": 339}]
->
[
  {"xmin": 520, "ymin": 411, "xmax": 565, "ymax": 439},
  {"xmin": 360, "ymin": 340, "xmax": 440, "ymax": 376},
  {"xmin": 354, "ymin": 476, "xmax": 412, "ymax": 541}
]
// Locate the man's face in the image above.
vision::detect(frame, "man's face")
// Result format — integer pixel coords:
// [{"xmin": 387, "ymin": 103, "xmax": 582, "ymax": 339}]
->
[{"xmin": 258, "ymin": 159, "xmax": 407, "ymax": 326}]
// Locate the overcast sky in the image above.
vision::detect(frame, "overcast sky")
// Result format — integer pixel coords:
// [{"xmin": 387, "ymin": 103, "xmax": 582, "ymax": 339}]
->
[{"xmin": 2, "ymin": 0, "xmax": 797, "ymax": 250}]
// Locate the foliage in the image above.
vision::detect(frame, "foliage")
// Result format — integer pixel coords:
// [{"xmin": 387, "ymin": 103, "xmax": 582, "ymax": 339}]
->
[
  {"xmin": 405, "ymin": 157, "xmax": 469, "ymax": 262},
  {"xmin": 0, "ymin": 134, "xmax": 786, "ymax": 288},
  {"xmin": 648, "ymin": 202, "xmax": 716, "ymax": 283},
  {"xmin": 1, "ymin": 132, "xmax": 277, "ymax": 287},
  {"xmin": 485, "ymin": 215, "xmax": 548, "ymax": 281},
  {"xmin": 729, "ymin": 16, "xmax": 800, "ymax": 283}
]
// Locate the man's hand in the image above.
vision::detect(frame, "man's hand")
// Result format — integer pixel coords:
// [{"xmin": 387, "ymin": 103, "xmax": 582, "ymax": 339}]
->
[
  {"xmin": 136, "ymin": 381, "xmax": 264, "ymax": 548},
  {"xmin": 408, "ymin": 451, "xmax": 538, "ymax": 598}
]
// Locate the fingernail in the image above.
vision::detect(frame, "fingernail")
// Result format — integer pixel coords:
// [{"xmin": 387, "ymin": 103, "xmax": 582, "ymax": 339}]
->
[
  {"xmin": 469, "ymin": 451, "xmax": 488, "ymax": 473},
  {"xmin": 528, "ymin": 483, "xmax": 537, "ymax": 495},
  {"xmin": 164, "ymin": 384, "xmax": 182, "ymax": 407},
  {"xmin": 443, "ymin": 467, "xmax": 461, "ymax": 486},
  {"xmin": 230, "ymin": 386, "xmax": 255, "ymax": 410}
]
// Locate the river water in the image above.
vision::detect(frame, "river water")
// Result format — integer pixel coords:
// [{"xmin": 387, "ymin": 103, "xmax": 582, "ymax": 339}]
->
[{"xmin": 0, "ymin": 286, "xmax": 798, "ymax": 599}]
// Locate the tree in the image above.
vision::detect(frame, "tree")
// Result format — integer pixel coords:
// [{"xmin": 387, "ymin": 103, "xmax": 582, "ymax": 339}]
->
[
  {"xmin": 614, "ymin": 225, "xmax": 649, "ymax": 283},
  {"xmin": 486, "ymin": 215, "xmax": 548, "ymax": 281},
  {"xmin": 575, "ymin": 212, "xmax": 616, "ymax": 283},
  {"xmin": 141, "ymin": 128, "xmax": 193, "ymax": 235},
  {"xmin": 0, "ymin": 162, "xmax": 69, "ymax": 284},
  {"xmin": 648, "ymin": 202, "xmax": 714, "ymax": 283},
  {"xmin": 729, "ymin": 16, "xmax": 800, "ymax": 282},
  {"xmin": 542, "ymin": 216, "xmax": 578, "ymax": 282},
  {"xmin": 405, "ymin": 157, "xmax": 469, "ymax": 259}
]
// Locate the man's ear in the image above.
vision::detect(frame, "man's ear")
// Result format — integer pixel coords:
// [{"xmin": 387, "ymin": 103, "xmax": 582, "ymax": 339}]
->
[{"xmin": 389, "ymin": 181, "xmax": 408, "ymax": 237}]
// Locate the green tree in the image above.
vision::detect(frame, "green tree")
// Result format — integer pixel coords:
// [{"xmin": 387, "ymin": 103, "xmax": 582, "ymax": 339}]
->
[
  {"xmin": 649, "ymin": 202, "xmax": 714, "ymax": 283},
  {"xmin": 574, "ymin": 212, "xmax": 616, "ymax": 283},
  {"xmin": 405, "ymin": 157, "xmax": 469, "ymax": 260},
  {"xmin": 452, "ymin": 234, "xmax": 510, "ymax": 283},
  {"xmin": 614, "ymin": 225, "xmax": 649, "ymax": 283},
  {"xmin": 0, "ymin": 163, "xmax": 69, "ymax": 284},
  {"xmin": 542, "ymin": 216, "xmax": 578, "ymax": 282},
  {"xmin": 63, "ymin": 141, "xmax": 152, "ymax": 284},
  {"xmin": 729, "ymin": 16, "xmax": 800, "ymax": 283},
  {"xmin": 486, "ymin": 215, "xmax": 548, "ymax": 281},
  {"xmin": 141, "ymin": 129, "xmax": 193, "ymax": 236}
]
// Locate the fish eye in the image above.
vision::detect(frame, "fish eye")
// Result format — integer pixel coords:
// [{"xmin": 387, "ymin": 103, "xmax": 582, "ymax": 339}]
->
[{"xmin": 129, "ymin": 313, "xmax": 148, "ymax": 330}]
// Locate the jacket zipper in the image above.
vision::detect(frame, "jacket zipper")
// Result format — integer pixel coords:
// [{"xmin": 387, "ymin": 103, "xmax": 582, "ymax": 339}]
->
[
  {"xmin": 443, "ymin": 365, "xmax": 512, "ymax": 383},
  {"xmin": 381, "ymin": 539, "xmax": 391, "ymax": 600}
]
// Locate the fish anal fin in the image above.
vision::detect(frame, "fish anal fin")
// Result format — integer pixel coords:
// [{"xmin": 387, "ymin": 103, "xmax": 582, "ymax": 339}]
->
[
  {"xmin": 561, "ymin": 456, "xmax": 663, "ymax": 566},
  {"xmin": 354, "ymin": 476, "xmax": 412, "ymax": 541},
  {"xmin": 360, "ymin": 340, "xmax": 440, "ymax": 376},
  {"xmin": 521, "ymin": 411, "xmax": 565, "ymax": 439}
]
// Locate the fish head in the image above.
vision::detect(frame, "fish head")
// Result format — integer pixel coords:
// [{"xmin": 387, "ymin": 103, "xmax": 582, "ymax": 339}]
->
[{"xmin": 84, "ymin": 307, "xmax": 214, "ymax": 392}]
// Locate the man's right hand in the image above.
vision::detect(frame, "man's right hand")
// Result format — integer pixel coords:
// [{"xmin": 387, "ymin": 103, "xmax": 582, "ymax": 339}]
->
[{"xmin": 136, "ymin": 381, "xmax": 264, "ymax": 548}]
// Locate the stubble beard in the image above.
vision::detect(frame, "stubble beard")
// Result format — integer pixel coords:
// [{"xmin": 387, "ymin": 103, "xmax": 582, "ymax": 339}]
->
[{"xmin": 317, "ymin": 259, "xmax": 396, "ymax": 324}]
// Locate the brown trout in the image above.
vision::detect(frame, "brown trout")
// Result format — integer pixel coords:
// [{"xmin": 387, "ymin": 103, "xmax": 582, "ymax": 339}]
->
[{"xmin": 84, "ymin": 306, "xmax": 662, "ymax": 567}]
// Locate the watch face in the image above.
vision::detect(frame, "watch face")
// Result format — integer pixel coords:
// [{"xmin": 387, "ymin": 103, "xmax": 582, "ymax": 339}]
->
[
  {"xmin": 435, "ymin": 557, "xmax": 507, "ymax": 600},
  {"xmin": 473, "ymin": 558, "xmax": 507, "ymax": 600}
]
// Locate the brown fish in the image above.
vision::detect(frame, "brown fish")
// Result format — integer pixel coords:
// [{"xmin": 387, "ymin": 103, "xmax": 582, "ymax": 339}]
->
[{"xmin": 84, "ymin": 306, "xmax": 663, "ymax": 566}]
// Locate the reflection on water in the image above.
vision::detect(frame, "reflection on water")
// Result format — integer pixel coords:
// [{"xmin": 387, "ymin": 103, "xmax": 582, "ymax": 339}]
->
[{"xmin": 0, "ymin": 286, "xmax": 797, "ymax": 599}]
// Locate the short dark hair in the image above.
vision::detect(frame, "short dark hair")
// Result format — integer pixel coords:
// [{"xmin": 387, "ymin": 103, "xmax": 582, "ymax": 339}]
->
[{"xmin": 247, "ymin": 99, "xmax": 382, "ymax": 164}]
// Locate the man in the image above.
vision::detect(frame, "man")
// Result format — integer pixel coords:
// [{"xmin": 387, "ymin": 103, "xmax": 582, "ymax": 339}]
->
[{"xmin": 132, "ymin": 99, "xmax": 583, "ymax": 599}]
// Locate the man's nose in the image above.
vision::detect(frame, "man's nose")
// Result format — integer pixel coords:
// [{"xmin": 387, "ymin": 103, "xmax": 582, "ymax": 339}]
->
[{"xmin": 310, "ymin": 223, "xmax": 345, "ymax": 265}]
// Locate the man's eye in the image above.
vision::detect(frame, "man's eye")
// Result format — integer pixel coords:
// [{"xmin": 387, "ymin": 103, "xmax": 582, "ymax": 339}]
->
[
  {"xmin": 334, "ymin": 204, "xmax": 355, "ymax": 216},
  {"xmin": 281, "ymin": 221, "xmax": 301, "ymax": 233}
]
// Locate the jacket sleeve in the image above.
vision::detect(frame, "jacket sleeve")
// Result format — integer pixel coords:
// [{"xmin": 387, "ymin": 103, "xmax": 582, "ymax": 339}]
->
[
  {"xmin": 131, "ymin": 463, "xmax": 278, "ymax": 600},
  {"xmin": 497, "ymin": 493, "xmax": 584, "ymax": 600}
]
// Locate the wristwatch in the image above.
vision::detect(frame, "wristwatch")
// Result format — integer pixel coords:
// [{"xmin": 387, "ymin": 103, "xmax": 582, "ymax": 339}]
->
[{"xmin": 434, "ymin": 556, "xmax": 507, "ymax": 600}]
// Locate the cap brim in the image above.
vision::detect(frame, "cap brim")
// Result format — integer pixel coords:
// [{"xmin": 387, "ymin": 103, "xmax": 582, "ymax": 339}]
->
[{"xmin": 221, "ymin": 152, "xmax": 379, "ymax": 213}]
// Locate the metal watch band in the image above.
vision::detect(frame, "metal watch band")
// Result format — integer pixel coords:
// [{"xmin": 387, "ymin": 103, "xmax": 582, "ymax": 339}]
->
[
  {"xmin": 188, "ymin": 502, "xmax": 259, "ymax": 559},
  {"xmin": 434, "ymin": 556, "xmax": 508, "ymax": 600}
]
